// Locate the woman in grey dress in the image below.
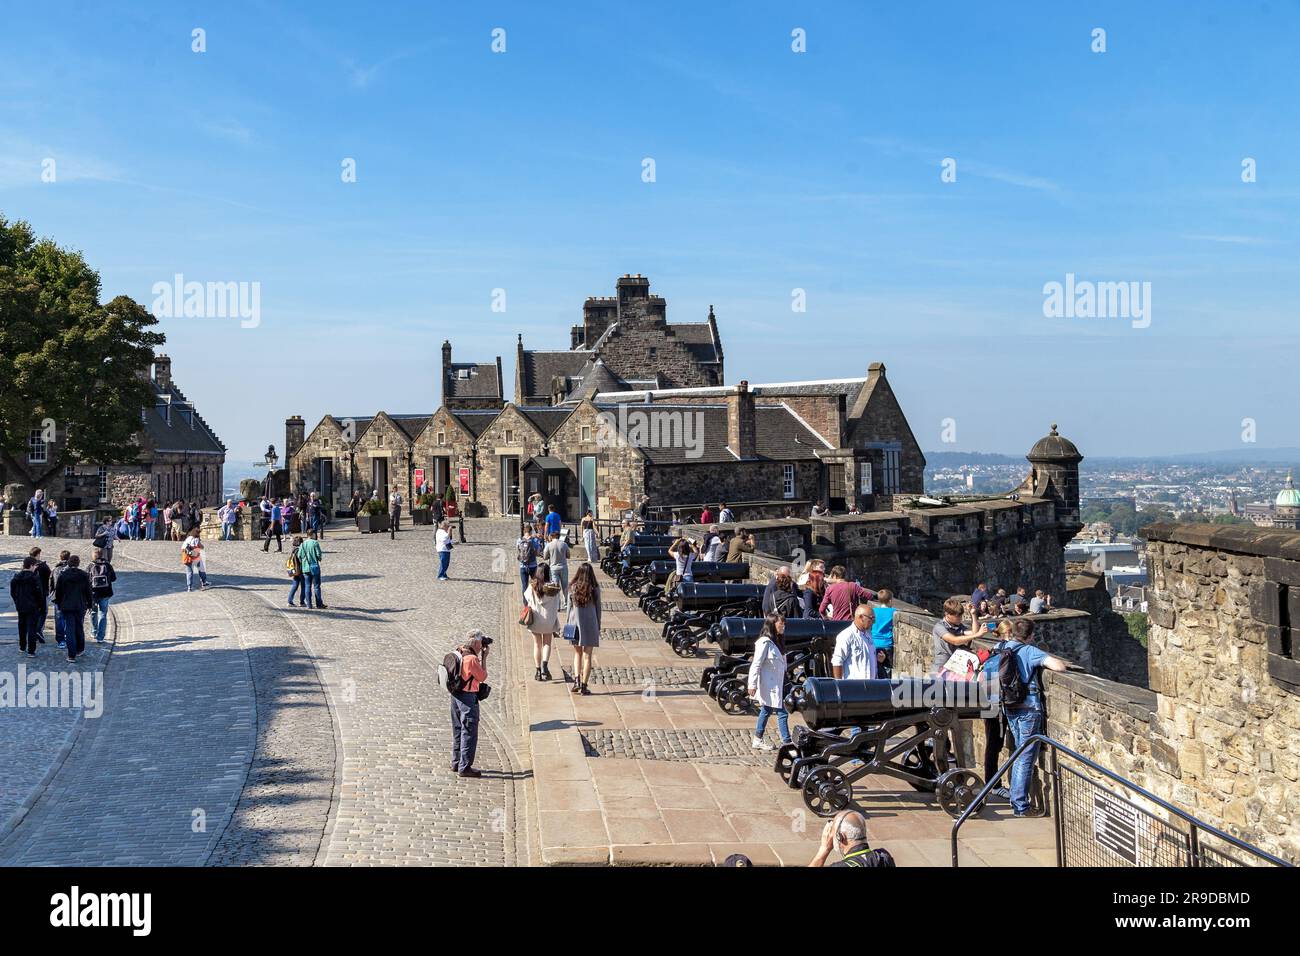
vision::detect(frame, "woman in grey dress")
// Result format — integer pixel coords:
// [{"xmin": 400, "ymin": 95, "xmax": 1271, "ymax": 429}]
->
[{"xmin": 565, "ymin": 562, "xmax": 601, "ymax": 696}]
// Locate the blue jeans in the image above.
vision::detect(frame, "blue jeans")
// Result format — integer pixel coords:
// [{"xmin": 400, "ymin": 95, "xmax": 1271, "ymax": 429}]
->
[
  {"xmin": 31, "ymin": 513, "xmax": 43, "ymax": 537},
  {"xmin": 519, "ymin": 565, "xmax": 535, "ymax": 596},
  {"xmin": 437, "ymin": 550, "xmax": 451, "ymax": 579},
  {"xmin": 221, "ymin": 523, "xmax": 235, "ymax": 541},
  {"xmin": 1006, "ymin": 707, "xmax": 1045, "ymax": 814},
  {"xmin": 185, "ymin": 563, "xmax": 208, "ymax": 589},
  {"xmin": 289, "ymin": 576, "xmax": 306, "ymax": 605},
  {"xmin": 128, "ymin": 520, "xmax": 139, "ymax": 539},
  {"xmin": 450, "ymin": 690, "xmax": 480, "ymax": 771},
  {"xmin": 90, "ymin": 597, "xmax": 110, "ymax": 642},
  {"xmin": 755, "ymin": 705, "xmax": 791, "ymax": 744},
  {"xmin": 304, "ymin": 568, "xmax": 322, "ymax": 607}
]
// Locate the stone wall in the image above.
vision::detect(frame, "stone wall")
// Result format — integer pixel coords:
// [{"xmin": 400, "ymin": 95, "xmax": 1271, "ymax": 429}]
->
[
  {"xmin": 1141, "ymin": 522, "xmax": 1300, "ymax": 863},
  {"xmin": 644, "ymin": 461, "xmax": 820, "ymax": 512}
]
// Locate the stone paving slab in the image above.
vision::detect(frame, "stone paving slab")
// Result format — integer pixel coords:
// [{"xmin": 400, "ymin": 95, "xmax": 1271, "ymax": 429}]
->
[{"xmin": 525, "ymin": 564, "xmax": 1056, "ymax": 866}]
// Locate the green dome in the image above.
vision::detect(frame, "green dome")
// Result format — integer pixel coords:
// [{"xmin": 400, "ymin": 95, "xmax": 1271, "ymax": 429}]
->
[{"xmin": 1277, "ymin": 470, "xmax": 1300, "ymax": 508}]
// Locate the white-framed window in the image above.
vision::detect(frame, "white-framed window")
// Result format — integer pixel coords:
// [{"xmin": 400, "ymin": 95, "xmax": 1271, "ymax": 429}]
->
[
  {"xmin": 140, "ymin": 407, "xmax": 147, "ymax": 424},
  {"xmin": 323, "ymin": 438, "xmax": 331, "ymax": 449},
  {"xmin": 28, "ymin": 429, "xmax": 47, "ymax": 464},
  {"xmin": 881, "ymin": 449, "xmax": 901, "ymax": 495},
  {"xmin": 859, "ymin": 462, "xmax": 873, "ymax": 495},
  {"xmin": 437, "ymin": 431, "xmax": 446, "ymax": 446},
  {"xmin": 782, "ymin": 464, "xmax": 795, "ymax": 499},
  {"xmin": 65, "ymin": 465, "xmax": 75, "ymax": 477},
  {"xmin": 505, "ymin": 429, "xmax": 514, "ymax": 444},
  {"xmin": 581, "ymin": 425, "xmax": 592, "ymax": 442},
  {"xmin": 98, "ymin": 466, "xmax": 109, "ymax": 503},
  {"xmin": 377, "ymin": 433, "xmax": 385, "ymax": 447}
]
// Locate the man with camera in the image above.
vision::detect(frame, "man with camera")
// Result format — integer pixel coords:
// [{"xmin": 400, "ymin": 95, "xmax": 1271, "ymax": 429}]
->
[{"xmin": 450, "ymin": 631, "xmax": 492, "ymax": 778}]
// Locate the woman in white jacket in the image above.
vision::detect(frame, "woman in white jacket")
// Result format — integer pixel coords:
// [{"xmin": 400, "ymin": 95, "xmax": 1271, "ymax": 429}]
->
[
  {"xmin": 524, "ymin": 564, "xmax": 561, "ymax": 682},
  {"xmin": 748, "ymin": 612, "xmax": 790, "ymax": 750}
]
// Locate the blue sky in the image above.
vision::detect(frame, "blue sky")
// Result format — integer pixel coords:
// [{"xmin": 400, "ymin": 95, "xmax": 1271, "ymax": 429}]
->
[{"xmin": 3, "ymin": 1, "xmax": 1298, "ymax": 461}]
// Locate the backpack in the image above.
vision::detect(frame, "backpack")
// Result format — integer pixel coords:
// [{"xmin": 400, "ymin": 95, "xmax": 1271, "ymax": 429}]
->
[
  {"xmin": 90, "ymin": 561, "xmax": 111, "ymax": 591},
  {"xmin": 439, "ymin": 651, "xmax": 467, "ymax": 693},
  {"xmin": 516, "ymin": 537, "xmax": 535, "ymax": 565},
  {"xmin": 997, "ymin": 642, "xmax": 1030, "ymax": 708},
  {"xmin": 286, "ymin": 552, "xmax": 301, "ymax": 577}
]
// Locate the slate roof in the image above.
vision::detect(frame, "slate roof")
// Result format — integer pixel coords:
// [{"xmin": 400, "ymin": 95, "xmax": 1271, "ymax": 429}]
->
[
  {"xmin": 670, "ymin": 322, "xmax": 722, "ymax": 364},
  {"xmin": 445, "ymin": 363, "xmax": 501, "ymax": 401},
  {"xmin": 516, "ymin": 406, "xmax": 574, "ymax": 438},
  {"xmin": 449, "ymin": 409, "xmax": 501, "ymax": 439},
  {"xmin": 389, "ymin": 414, "xmax": 433, "ymax": 441},
  {"xmin": 519, "ymin": 349, "xmax": 592, "ymax": 400},
  {"xmin": 144, "ymin": 381, "xmax": 226, "ymax": 454},
  {"xmin": 595, "ymin": 402, "xmax": 825, "ymax": 465}
]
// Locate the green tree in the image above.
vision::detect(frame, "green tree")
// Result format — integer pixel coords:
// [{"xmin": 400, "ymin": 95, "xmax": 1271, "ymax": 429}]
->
[{"xmin": 0, "ymin": 216, "xmax": 164, "ymax": 490}]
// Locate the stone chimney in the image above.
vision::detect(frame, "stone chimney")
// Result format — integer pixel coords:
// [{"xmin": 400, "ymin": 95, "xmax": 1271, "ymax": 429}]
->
[
  {"xmin": 153, "ymin": 354, "xmax": 172, "ymax": 391},
  {"xmin": 441, "ymin": 340, "xmax": 452, "ymax": 405},
  {"xmin": 727, "ymin": 380, "xmax": 756, "ymax": 459},
  {"xmin": 285, "ymin": 416, "xmax": 305, "ymax": 461}
]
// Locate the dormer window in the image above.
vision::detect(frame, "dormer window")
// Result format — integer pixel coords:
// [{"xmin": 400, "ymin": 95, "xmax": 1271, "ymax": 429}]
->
[{"xmin": 457, "ymin": 368, "xmax": 470, "ymax": 380}]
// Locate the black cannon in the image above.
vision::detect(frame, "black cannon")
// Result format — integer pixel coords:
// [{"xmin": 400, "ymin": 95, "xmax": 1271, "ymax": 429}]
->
[
  {"xmin": 660, "ymin": 583, "xmax": 765, "ymax": 656},
  {"xmin": 776, "ymin": 677, "xmax": 993, "ymax": 820},
  {"xmin": 701, "ymin": 617, "xmax": 843, "ymax": 699},
  {"xmin": 614, "ymin": 547, "xmax": 672, "ymax": 594},
  {"xmin": 703, "ymin": 634, "xmax": 837, "ymax": 716},
  {"xmin": 639, "ymin": 561, "xmax": 751, "ymax": 621}
]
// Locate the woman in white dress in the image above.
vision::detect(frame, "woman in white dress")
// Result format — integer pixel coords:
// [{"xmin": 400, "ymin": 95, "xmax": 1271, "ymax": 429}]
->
[{"xmin": 524, "ymin": 564, "xmax": 561, "ymax": 682}]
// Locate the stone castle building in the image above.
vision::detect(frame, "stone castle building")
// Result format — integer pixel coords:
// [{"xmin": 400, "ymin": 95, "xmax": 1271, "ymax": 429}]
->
[
  {"xmin": 2, "ymin": 353, "xmax": 226, "ymax": 517},
  {"xmin": 284, "ymin": 274, "xmax": 925, "ymax": 518}
]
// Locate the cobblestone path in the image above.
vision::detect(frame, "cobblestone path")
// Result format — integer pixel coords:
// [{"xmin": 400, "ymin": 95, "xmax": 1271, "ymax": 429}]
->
[{"xmin": 0, "ymin": 519, "xmax": 527, "ymax": 866}]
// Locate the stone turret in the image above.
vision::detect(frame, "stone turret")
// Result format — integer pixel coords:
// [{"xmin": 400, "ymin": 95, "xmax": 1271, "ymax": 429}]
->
[
  {"xmin": 285, "ymin": 415, "xmax": 306, "ymax": 461},
  {"xmin": 1021, "ymin": 423, "xmax": 1083, "ymax": 544}
]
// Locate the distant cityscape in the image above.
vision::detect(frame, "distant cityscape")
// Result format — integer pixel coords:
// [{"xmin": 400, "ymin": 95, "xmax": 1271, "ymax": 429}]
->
[{"xmin": 924, "ymin": 451, "xmax": 1300, "ymax": 618}]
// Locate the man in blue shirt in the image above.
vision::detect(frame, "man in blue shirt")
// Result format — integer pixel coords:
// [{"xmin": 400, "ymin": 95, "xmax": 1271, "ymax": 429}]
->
[
  {"xmin": 544, "ymin": 505, "xmax": 562, "ymax": 538},
  {"xmin": 987, "ymin": 618, "xmax": 1067, "ymax": 817},
  {"xmin": 871, "ymin": 588, "xmax": 896, "ymax": 678}
]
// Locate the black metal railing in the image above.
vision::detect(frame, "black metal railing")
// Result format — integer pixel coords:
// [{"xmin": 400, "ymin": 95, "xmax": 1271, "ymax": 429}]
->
[{"xmin": 951, "ymin": 734, "xmax": 1291, "ymax": 868}]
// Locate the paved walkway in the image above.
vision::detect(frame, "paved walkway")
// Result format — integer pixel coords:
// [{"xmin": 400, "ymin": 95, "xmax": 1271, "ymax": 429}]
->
[
  {"xmin": 0, "ymin": 519, "xmax": 527, "ymax": 866},
  {"xmin": 526, "ymin": 560, "xmax": 1058, "ymax": 866}
]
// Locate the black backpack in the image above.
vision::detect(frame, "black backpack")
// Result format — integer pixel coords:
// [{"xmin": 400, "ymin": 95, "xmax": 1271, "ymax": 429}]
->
[
  {"xmin": 997, "ymin": 642, "xmax": 1030, "ymax": 708},
  {"xmin": 90, "ymin": 561, "xmax": 111, "ymax": 591},
  {"xmin": 439, "ymin": 651, "xmax": 467, "ymax": 693}
]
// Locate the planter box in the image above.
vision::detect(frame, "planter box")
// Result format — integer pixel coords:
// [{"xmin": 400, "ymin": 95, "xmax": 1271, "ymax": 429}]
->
[
  {"xmin": 356, "ymin": 513, "xmax": 390, "ymax": 534},
  {"xmin": 411, "ymin": 508, "xmax": 432, "ymax": 526}
]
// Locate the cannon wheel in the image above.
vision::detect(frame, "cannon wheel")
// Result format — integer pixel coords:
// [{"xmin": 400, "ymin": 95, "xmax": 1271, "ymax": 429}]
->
[
  {"xmin": 671, "ymin": 633, "xmax": 698, "ymax": 657},
  {"xmin": 717, "ymin": 680, "xmax": 752, "ymax": 716},
  {"xmin": 936, "ymin": 768, "xmax": 984, "ymax": 819},
  {"xmin": 803, "ymin": 765, "xmax": 852, "ymax": 817},
  {"xmin": 902, "ymin": 739, "xmax": 938, "ymax": 793},
  {"xmin": 775, "ymin": 744, "xmax": 799, "ymax": 784}
]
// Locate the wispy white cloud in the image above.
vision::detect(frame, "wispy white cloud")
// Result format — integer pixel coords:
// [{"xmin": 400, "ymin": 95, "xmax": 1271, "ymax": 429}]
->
[
  {"xmin": 861, "ymin": 135, "xmax": 1060, "ymax": 193},
  {"xmin": 1181, "ymin": 234, "xmax": 1277, "ymax": 246},
  {"xmin": 0, "ymin": 133, "xmax": 121, "ymax": 188},
  {"xmin": 199, "ymin": 119, "xmax": 253, "ymax": 145}
]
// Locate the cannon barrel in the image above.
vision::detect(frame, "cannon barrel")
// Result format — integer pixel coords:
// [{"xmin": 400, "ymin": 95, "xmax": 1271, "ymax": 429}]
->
[
  {"xmin": 713, "ymin": 617, "xmax": 843, "ymax": 655},
  {"xmin": 645, "ymin": 561, "xmax": 750, "ymax": 585},
  {"xmin": 674, "ymin": 582, "xmax": 765, "ymax": 611},
  {"xmin": 630, "ymin": 533, "xmax": 675, "ymax": 547},
  {"xmin": 619, "ymin": 547, "xmax": 671, "ymax": 566},
  {"xmin": 793, "ymin": 678, "xmax": 992, "ymax": 730}
]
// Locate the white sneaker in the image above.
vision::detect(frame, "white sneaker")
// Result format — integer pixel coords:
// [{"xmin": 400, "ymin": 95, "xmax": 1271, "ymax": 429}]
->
[{"xmin": 751, "ymin": 737, "xmax": 774, "ymax": 752}]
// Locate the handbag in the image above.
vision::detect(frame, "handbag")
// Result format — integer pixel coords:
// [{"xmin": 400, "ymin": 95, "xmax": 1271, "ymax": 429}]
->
[
  {"xmin": 519, "ymin": 604, "xmax": 535, "ymax": 627},
  {"xmin": 476, "ymin": 682, "xmax": 492, "ymax": 701},
  {"xmin": 562, "ymin": 623, "xmax": 579, "ymax": 643}
]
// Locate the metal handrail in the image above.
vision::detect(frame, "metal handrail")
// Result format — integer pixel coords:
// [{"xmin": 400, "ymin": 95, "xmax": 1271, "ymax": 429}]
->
[{"xmin": 950, "ymin": 733, "xmax": 1292, "ymax": 868}]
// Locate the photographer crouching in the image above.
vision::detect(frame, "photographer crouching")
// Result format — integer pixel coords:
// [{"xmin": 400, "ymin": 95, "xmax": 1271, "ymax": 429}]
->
[{"xmin": 445, "ymin": 630, "xmax": 493, "ymax": 779}]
